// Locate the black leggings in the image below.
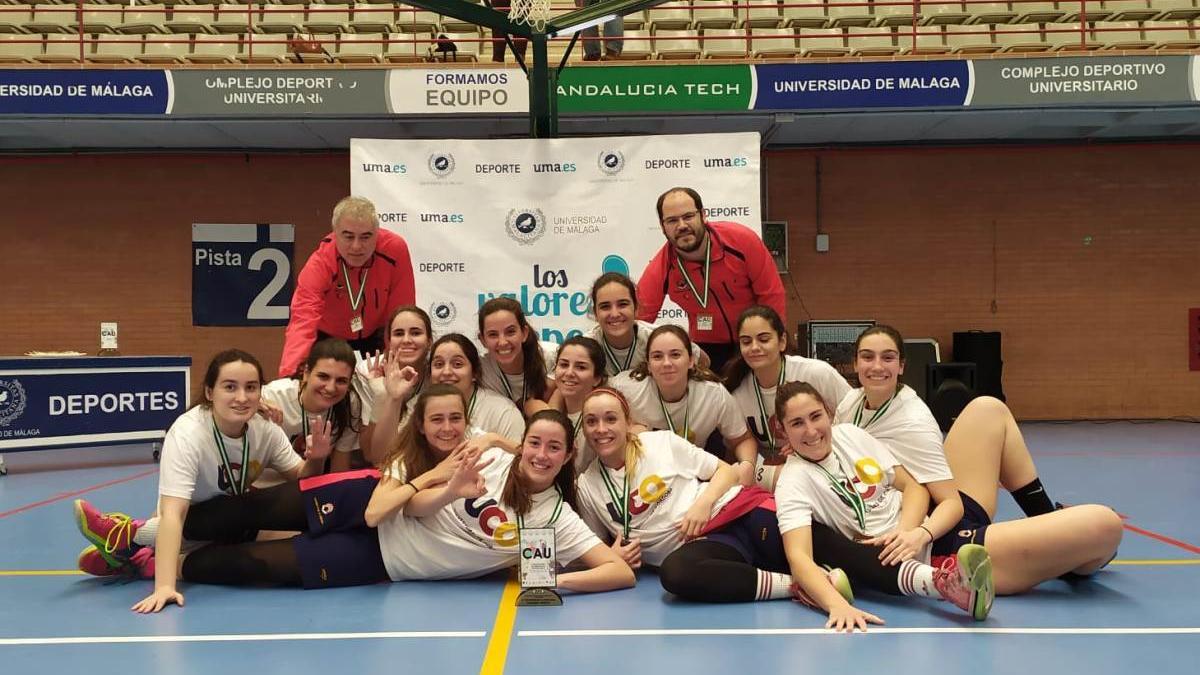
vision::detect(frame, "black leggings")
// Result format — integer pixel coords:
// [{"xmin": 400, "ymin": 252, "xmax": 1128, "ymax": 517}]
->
[
  {"xmin": 658, "ymin": 523, "xmax": 903, "ymax": 603},
  {"xmin": 180, "ymin": 481, "xmax": 307, "ymax": 587},
  {"xmin": 809, "ymin": 522, "xmax": 901, "ymax": 596},
  {"xmin": 659, "ymin": 540, "xmax": 758, "ymax": 602}
]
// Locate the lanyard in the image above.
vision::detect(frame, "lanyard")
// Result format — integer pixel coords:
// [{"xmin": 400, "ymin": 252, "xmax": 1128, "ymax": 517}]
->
[
  {"xmin": 811, "ymin": 450, "xmax": 866, "ymax": 531},
  {"xmin": 498, "ymin": 370, "xmax": 525, "ymax": 404},
  {"xmin": 299, "ymin": 393, "xmax": 330, "ymax": 441},
  {"xmin": 852, "ymin": 389, "xmax": 899, "ymax": 429},
  {"xmin": 516, "ymin": 485, "xmax": 564, "ymax": 529},
  {"xmin": 753, "ymin": 360, "xmax": 788, "ymax": 456},
  {"xmin": 466, "ymin": 386, "xmax": 479, "ymax": 419},
  {"xmin": 339, "ymin": 260, "xmax": 369, "ymax": 314},
  {"xmin": 600, "ymin": 324, "xmax": 637, "ymax": 375},
  {"xmin": 599, "ymin": 462, "xmax": 631, "ymax": 540},
  {"xmin": 211, "ymin": 417, "xmax": 249, "ymax": 496},
  {"xmin": 569, "ymin": 411, "xmax": 583, "ymax": 442},
  {"xmin": 673, "ymin": 238, "xmax": 712, "ymax": 309},
  {"xmin": 656, "ymin": 383, "xmax": 690, "ymax": 441}
]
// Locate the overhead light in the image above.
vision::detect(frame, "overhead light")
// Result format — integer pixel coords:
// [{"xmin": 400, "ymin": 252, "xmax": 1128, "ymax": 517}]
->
[{"xmin": 549, "ymin": 15, "xmax": 619, "ymax": 38}]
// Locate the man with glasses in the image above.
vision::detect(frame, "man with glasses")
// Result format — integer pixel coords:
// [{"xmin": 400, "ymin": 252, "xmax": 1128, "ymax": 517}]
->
[{"xmin": 636, "ymin": 187, "xmax": 786, "ymax": 373}]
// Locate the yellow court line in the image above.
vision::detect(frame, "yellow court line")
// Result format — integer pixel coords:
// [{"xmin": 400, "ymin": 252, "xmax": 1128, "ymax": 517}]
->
[
  {"xmin": 0, "ymin": 570, "xmax": 85, "ymax": 576},
  {"xmin": 480, "ymin": 577, "xmax": 521, "ymax": 675},
  {"xmin": 1108, "ymin": 559, "xmax": 1200, "ymax": 566}
]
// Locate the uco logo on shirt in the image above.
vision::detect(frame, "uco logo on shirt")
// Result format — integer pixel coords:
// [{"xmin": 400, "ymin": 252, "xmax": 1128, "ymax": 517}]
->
[
  {"xmin": 0, "ymin": 379, "xmax": 27, "ymax": 427},
  {"xmin": 427, "ymin": 152, "xmax": 456, "ymax": 177},
  {"xmin": 506, "ymin": 208, "xmax": 547, "ymax": 246},
  {"xmin": 429, "ymin": 301, "xmax": 457, "ymax": 327},
  {"xmin": 597, "ymin": 150, "xmax": 624, "ymax": 175}
]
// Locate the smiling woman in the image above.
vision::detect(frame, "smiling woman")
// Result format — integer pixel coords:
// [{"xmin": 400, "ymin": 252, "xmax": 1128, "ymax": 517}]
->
[
  {"xmin": 261, "ymin": 338, "xmax": 364, "ymax": 474},
  {"xmin": 70, "ymin": 349, "xmax": 330, "ymax": 612}
]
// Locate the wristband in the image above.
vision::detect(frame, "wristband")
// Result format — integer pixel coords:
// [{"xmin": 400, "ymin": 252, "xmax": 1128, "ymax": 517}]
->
[
  {"xmin": 404, "ymin": 481, "xmax": 420, "ymax": 494},
  {"xmin": 918, "ymin": 525, "xmax": 934, "ymax": 542}
]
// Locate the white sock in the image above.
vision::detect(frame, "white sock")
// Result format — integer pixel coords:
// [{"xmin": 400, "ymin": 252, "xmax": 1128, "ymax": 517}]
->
[
  {"xmin": 898, "ymin": 559, "xmax": 938, "ymax": 598},
  {"xmin": 133, "ymin": 517, "xmax": 158, "ymax": 547},
  {"xmin": 755, "ymin": 569, "xmax": 792, "ymax": 601}
]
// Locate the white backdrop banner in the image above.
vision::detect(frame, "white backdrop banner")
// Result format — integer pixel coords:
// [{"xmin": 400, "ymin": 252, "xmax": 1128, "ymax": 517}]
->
[{"xmin": 349, "ymin": 132, "xmax": 761, "ymax": 344}]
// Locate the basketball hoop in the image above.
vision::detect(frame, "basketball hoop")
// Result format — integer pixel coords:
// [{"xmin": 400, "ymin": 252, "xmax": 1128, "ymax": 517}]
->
[{"xmin": 509, "ymin": 0, "xmax": 551, "ymax": 33}]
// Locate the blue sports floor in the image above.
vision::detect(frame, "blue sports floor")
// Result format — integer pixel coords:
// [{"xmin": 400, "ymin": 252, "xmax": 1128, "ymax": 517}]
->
[{"xmin": 2, "ymin": 421, "xmax": 1197, "ymax": 675}]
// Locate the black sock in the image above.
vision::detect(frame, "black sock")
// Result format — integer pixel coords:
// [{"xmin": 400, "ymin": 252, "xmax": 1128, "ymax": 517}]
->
[{"xmin": 1011, "ymin": 478, "xmax": 1055, "ymax": 517}]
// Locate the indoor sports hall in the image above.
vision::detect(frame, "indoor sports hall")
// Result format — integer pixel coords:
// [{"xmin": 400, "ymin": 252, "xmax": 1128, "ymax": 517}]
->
[{"xmin": 1, "ymin": 1, "xmax": 1198, "ymax": 673}]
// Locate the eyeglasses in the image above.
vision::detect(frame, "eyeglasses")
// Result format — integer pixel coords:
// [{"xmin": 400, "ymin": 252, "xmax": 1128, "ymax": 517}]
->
[{"xmin": 661, "ymin": 211, "xmax": 700, "ymax": 228}]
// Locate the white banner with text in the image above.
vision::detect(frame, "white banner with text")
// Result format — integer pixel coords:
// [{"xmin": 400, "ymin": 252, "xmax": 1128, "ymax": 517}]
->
[{"xmin": 349, "ymin": 133, "xmax": 761, "ymax": 343}]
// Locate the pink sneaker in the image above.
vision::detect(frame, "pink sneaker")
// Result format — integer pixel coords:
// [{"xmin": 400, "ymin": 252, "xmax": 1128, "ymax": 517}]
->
[
  {"xmin": 77, "ymin": 545, "xmax": 154, "ymax": 579},
  {"xmin": 77, "ymin": 545, "xmax": 127, "ymax": 577},
  {"xmin": 73, "ymin": 499, "xmax": 143, "ymax": 567},
  {"xmin": 933, "ymin": 544, "xmax": 994, "ymax": 621},
  {"xmin": 128, "ymin": 546, "xmax": 156, "ymax": 579}
]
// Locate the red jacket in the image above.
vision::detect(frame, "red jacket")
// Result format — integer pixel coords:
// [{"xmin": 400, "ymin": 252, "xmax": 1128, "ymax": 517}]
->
[
  {"xmin": 637, "ymin": 220, "xmax": 786, "ymax": 344},
  {"xmin": 279, "ymin": 229, "xmax": 415, "ymax": 377}
]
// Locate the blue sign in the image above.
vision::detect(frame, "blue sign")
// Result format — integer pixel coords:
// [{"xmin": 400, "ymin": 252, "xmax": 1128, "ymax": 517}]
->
[
  {"xmin": 753, "ymin": 61, "xmax": 970, "ymax": 110},
  {"xmin": 0, "ymin": 70, "xmax": 170, "ymax": 114},
  {"xmin": 0, "ymin": 357, "xmax": 190, "ymax": 451},
  {"xmin": 193, "ymin": 223, "xmax": 295, "ymax": 326}
]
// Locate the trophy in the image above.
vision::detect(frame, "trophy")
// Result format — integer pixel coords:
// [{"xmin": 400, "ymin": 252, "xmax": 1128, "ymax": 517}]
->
[{"xmin": 516, "ymin": 527, "xmax": 561, "ymax": 606}]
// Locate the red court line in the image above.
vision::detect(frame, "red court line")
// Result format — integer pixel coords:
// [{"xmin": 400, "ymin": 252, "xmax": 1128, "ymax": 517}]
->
[
  {"xmin": 1061, "ymin": 502, "xmax": 1198, "ymax": 553},
  {"xmin": 0, "ymin": 468, "xmax": 158, "ymax": 520},
  {"xmin": 1122, "ymin": 522, "xmax": 1200, "ymax": 556}
]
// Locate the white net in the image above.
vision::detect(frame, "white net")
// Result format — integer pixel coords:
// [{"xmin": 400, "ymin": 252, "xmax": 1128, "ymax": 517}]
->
[{"xmin": 508, "ymin": 0, "xmax": 552, "ymax": 33}]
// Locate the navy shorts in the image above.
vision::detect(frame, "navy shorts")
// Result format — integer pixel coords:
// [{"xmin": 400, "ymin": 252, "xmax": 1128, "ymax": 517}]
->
[
  {"xmin": 704, "ymin": 507, "xmax": 790, "ymax": 574},
  {"xmin": 931, "ymin": 491, "xmax": 992, "ymax": 557},
  {"xmin": 293, "ymin": 469, "xmax": 390, "ymax": 589},
  {"xmin": 299, "ymin": 469, "xmax": 380, "ymax": 535}
]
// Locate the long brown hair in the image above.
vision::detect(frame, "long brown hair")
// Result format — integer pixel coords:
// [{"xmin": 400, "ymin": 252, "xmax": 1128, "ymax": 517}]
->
[
  {"xmin": 629, "ymin": 324, "xmax": 722, "ymax": 384},
  {"xmin": 501, "ymin": 409, "xmax": 578, "ymax": 516},
  {"xmin": 297, "ymin": 338, "xmax": 362, "ymax": 446},
  {"xmin": 723, "ymin": 305, "xmax": 791, "ymax": 392},
  {"xmin": 377, "ymin": 384, "xmax": 467, "ymax": 480},
  {"xmin": 478, "ymin": 297, "xmax": 549, "ymax": 401}
]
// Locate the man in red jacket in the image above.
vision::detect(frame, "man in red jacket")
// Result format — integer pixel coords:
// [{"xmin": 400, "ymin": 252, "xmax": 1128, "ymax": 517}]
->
[
  {"xmin": 279, "ymin": 196, "xmax": 415, "ymax": 378},
  {"xmin": 637, "ymin": 187, "xmax": 786, "ymax": 373}
]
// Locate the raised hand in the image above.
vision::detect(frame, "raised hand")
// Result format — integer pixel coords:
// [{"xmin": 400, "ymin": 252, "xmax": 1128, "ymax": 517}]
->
[{"xmin": 305, "ymin": 416, "xmax": 334, "ymax": 461}]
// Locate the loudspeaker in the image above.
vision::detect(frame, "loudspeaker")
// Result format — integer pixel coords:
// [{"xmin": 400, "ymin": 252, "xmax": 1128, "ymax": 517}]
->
[
  {"xmin": 899, "ymin": 338, "xmax": 940, "ymax": 401},
  {"xmin": 927, "ymin": 362, "xmax": 977, "ymax": 432},
  {"xmin": 953, "ymin": 331, "xmax": 1005, "ymax": 402}
]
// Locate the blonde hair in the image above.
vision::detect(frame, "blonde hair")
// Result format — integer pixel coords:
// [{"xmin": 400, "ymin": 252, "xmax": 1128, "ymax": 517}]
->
[
  {"xmin": 583, "ymin": 387, "xmax": 644, "ymax": 478},
  {"xmin": 331, "ymin": 196, "xmax": 379, "ymax": 229}
]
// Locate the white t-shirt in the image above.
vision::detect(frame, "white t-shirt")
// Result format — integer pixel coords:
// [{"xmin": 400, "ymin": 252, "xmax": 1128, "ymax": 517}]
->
[
  {"xmin": 157, "ymin": 406, "xmax": 302, "ymax": 503},
  {"xmin": 261, "ymin": 378, "xmax": 358, "ymax": 454},
  {"xmin": 576, "ymin": 430, "xmax": 741, "ymax": 567},
  {"xmin": 377, "ymin": 447, "xmax": 601, "ymax": 580},
  {"xmin": 467, "ymin": 386, "xmax": 526, "ymax": 441},
  {"xmin": 730, "ymin": 355, "xmax": 851, "ymax": 459},
  {"xmin": 565, "ymin": 409, "xmax": 592, "ymax": 472},
  {"xmin": 353, "ymin": 356, "xmax": 381, "ymax": 426},
  {"xmin": 775, "ymin": 424, "xmax": 903, "ymax": 542},
  {"xmin": 834, "ymin": 386, "xmax": 953, "ymax": 484},
  {"xmin": 586, "ymin": 320, "xmax": 707, "ymax": 376},
  {"xmin": 609, "ymin": 373, "xmax": 748, "ymax": 445},
  {"xmin": 480, "ymin": 340, "xmax": 558, "ymax": 404}
]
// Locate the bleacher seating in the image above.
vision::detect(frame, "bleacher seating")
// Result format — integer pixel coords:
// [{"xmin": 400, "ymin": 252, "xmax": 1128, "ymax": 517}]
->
[{"xmin": 0, "ymin": 1, "xmax": 1194, "ymax": 63}]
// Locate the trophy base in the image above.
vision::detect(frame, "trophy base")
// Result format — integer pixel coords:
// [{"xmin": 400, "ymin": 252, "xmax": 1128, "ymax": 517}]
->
[{"xmin": 516, "ymin": 587, "xmax": 563, "ymax": 606}]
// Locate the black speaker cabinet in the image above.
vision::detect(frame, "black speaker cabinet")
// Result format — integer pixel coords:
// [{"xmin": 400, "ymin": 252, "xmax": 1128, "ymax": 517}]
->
[
  {"xmin": 899, "ymin": 338, "xmax": 940, "ymax": 402},
  {"xmin": 953, "ymin": 331, "xmax": 1005, "ymax": 402},
  {"xmin": 927, "ymin": 362, "xmax": 977, "ymax": 432}
]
